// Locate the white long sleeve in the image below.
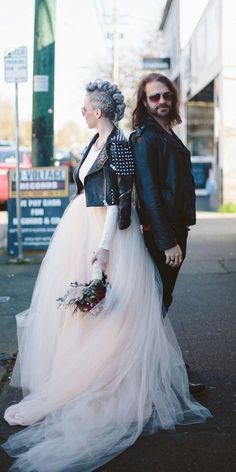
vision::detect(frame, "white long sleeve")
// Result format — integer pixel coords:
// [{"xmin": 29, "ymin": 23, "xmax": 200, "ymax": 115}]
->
[
  {"xmin": 80, "ymin": 144, "xmax": 118, "ymax": 249},
  {"xmin": 99, "ymin": 205, "xmax": 118, "ymax": 250},
  {"xmin": 91, "ymin": 205, "xmax": 118, "ymax": 280},
  {"xmin": 79, "ymin": 145, "xmax": 118, "ymax": 278}
]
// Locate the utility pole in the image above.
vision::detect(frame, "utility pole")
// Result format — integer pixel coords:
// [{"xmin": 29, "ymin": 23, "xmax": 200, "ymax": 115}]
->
[
  {"xmin": 32, "ymin": 0, "xmax": 56, "ymax": 167},
  {"xmin": 95, "ymin": 0, "xmax": 126, "ymax": 84},
  {"xmin": 112, "ymin": 0, "xmax": 119, "ymax": 84}
]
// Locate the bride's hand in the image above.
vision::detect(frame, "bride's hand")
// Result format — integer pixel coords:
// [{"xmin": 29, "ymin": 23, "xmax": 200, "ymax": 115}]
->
[{"xmin": 91, "ymin": 249, "xmax": 109, "ymax": 273}]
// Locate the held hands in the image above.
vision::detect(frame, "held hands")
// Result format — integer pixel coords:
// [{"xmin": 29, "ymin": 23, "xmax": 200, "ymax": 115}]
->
[
  {"xmin": 165, "ymin": 244, "xmax": 182, "ymax": 268},
  {"xmin": 91, "ymin": 248, "xmax": 109, "ymax": 273}
]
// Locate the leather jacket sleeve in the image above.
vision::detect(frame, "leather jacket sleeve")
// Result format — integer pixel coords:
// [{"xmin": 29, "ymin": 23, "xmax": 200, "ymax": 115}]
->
[
  {"xmin": 109, "ymin": 141, "xmax": 134, "ymax": 230},
  {"xmin": 117, "ymin": 174, "xmax": 133, "ymax": 229},
  {"xmin": 130, "ymin": 131, "xmax": 177, "ymax": 251}
]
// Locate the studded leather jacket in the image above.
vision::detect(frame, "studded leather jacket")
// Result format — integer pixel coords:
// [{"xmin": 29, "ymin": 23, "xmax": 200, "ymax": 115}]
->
[{"xmin": 73, "ymin": 127, "xmax": 134, "ymax": 229}]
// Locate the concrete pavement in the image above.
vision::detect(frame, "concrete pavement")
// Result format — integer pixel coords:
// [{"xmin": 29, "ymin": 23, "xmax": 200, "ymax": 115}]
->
[{"xmin": 0, "ymin": 211, "xmax": 236, "ymax": 471}]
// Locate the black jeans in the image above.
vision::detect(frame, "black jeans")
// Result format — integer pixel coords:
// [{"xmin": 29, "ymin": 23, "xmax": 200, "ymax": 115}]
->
[{"xmin": 144, "ymin": 227, "xmax": 189, "ymax": 312}]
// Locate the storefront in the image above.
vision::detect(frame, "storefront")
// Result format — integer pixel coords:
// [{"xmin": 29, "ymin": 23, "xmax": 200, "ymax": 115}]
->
[{"xmin": 160, "ymin": 0, "xmax": 236, "ymax": 209}]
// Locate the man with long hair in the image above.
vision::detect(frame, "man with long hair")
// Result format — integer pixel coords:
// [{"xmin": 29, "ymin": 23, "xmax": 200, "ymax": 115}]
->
[{"xmin": 130, "ymin": 73, "xmax": 205, "ymax": 396}]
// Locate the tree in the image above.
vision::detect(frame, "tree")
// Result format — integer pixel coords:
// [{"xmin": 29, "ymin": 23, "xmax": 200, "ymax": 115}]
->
[
  {"xmin": 0, "ymin": 98, "xmax": 32, "ymax": 146},
  {"xmin": 55, "ymin": 121, "xmax": 81, "ymax": 148},
  {"xmin": 95, "ymin": 24, "xmax": 162, "ymax": 132},
  {"xmin": 0, "ymin": 98, "xmax": 15, "ymax": 141},
  {"xmin": 20, "ymin": 120, "xmax": 32, "ymax": 147}
]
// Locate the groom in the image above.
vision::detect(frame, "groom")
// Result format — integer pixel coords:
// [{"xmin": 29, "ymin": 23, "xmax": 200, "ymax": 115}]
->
[{"xmin": 130, "ymin": 72, "xmax": 205, "ymax": 396}]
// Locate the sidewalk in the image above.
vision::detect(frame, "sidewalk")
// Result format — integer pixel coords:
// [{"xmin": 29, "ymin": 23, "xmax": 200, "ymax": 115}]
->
[{"xmin": 0, "ymin": 212, "xmax": 236, "ymax": 471}]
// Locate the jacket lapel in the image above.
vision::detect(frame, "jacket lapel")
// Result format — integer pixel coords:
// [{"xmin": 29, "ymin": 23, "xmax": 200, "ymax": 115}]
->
[
  {"xmin": 166, "ymin": 130, "xmax": 190, "ymax": 155},
  {"xmin": 85, "ymin": 146, "xmax": 108, "ymax": 176},
  {"xmin": 144, "ymin": 116, "xmax": 190, "ymax": 155},
  {"xmin": 81, "ymin": 126, "xmax": 120, "ymax": 177},
  {"xmin": 75, "ymin": 126, "xmax": 125, "ymax": 181}
]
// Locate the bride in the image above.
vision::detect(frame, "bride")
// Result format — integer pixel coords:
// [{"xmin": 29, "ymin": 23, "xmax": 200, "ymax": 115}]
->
[{"xmin": 2, "ymin": 79, "xmax": 211, "ymax": 471}]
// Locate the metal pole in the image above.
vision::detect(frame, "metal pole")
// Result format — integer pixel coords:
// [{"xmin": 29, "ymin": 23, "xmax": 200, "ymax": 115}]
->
[
  {"xmin": 15, "ymin": 81, "xmax": 23, "ymax": 260},
  {"xmin": 112, "ymin": 0, "xmax": 119, "ymax": 84}
]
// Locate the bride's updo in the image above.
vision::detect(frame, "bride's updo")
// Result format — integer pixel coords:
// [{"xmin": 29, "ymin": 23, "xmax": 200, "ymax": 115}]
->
[{"xmin": 86, "ymin": 79, "xmax": 126, "ymax": 122}]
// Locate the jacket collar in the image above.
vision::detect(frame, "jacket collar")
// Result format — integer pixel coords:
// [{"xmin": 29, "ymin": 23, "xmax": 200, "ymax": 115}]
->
[
  {"xmin": 106, "ymin": 126, "xmax": 126, "ymax": 144},
  {"xmin": 79, "ymin": 126, "xmax": 126, "ymax": 177},
  {"xmin": 138, "ymin": 115, "xmax": 190, "ymax": 155}
]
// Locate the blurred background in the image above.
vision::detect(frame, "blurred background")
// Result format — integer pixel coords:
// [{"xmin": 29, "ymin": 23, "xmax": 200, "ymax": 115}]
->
[{"xmin": 0, "ymin": 0, "xmax": 236, "ymax": 212}]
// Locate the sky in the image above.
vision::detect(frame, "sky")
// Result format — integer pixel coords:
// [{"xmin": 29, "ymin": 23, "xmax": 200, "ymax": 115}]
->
[
  {"xmin": 180, "ymin": 0, "xmax": 209, "ymax": 46},
  {"xmin": 0, "ymin": 0, "xmax": 209, "ymax": 132}
]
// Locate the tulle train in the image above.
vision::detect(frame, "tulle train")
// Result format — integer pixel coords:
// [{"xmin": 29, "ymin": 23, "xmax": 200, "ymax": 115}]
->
[{"xmin": 2, "ymin": 194, "xmax": 211, "ymax": 471}]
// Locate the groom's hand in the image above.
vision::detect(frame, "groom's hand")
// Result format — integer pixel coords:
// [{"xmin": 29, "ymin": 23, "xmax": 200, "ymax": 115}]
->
[{"xmin": 165, "ymin": 244, "xmax": 182, "ymax": 268}]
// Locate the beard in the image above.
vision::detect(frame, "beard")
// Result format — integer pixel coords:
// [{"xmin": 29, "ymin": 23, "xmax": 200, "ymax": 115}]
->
[{"xmin": 147, "ymin": 103, "xmax": 172, "ymax": 120}]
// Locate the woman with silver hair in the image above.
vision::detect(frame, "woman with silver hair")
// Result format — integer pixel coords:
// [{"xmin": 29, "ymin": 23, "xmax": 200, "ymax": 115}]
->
[{"xmin": 3, "ymin": 80, "xmax": 211, "ymax": 472}]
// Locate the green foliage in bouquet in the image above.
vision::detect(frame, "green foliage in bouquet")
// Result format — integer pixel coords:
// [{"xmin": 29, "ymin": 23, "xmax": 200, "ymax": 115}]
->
[{"xmin": 57, "ymin": 275, "xmax": 108, "ymax": 315}]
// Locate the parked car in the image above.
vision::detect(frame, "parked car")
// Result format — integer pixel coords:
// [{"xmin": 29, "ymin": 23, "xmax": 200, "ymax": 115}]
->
[
  {"xmin": 0, "ymin": 146, "xmax": 32, "ymax": 204},
  {"xmin": 0, "ymin": 140, "xmax": 15, "ymax": 147}
]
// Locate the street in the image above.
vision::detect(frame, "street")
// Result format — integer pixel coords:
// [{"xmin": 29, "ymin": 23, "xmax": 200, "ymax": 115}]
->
[{"xmin": 0, "ymin": 212, "xmax": 236, "ymax": 471}]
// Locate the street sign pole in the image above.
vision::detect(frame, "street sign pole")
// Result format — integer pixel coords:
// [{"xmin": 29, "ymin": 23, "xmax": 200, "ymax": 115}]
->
[
  {"xmin": 15, "ymin": 81, "xmax": 23, "ymax": 260},
  {"xmin": 4, "ymin": 46, "xmax": 28, "ymax": 261}
]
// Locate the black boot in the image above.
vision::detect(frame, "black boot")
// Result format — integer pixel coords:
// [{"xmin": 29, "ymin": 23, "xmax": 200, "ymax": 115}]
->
[{"xmin": 189, "ymin": 382, "xmax": 206, "ymax": 396}]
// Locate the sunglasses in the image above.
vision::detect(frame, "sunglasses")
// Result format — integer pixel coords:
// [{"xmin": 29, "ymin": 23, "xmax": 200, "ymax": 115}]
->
[{"xmin": 147, "ymin": 92, "xmax": 174, "ymax": 103}]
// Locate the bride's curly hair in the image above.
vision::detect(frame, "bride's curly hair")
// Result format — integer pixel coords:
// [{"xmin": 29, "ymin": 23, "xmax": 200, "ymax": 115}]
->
[{"xmin": 86, "ymin": 79, "xmax": 126, "ymax": 122}]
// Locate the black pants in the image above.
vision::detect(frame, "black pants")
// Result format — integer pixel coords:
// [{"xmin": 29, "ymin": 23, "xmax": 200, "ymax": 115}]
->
[{"xmin": 144, "ymin": 227, "xmax": 189, "ymax": 312}]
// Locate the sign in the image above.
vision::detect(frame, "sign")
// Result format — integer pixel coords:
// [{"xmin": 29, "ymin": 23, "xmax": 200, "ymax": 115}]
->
[
  {"xmin": 8, "ymin": 167, "xmax": 69, "ymax": 198},
  {"xmin": 33, "ymin": 75, "xmax": 49, "ymax": 92},
  {"xmin": 191, "ymin": 156, "xmax": 215, "ymax": 196},
  {"xmin": 192, "ymin": 162, "xmax": 211, "ymax": 189},
  {"xmin": 4, "ymin": 46, "xmax": 28, "ymax": 82},
  {"xmin": 7, "ymin": 166, "xmax": 69, "ymax": 255},
  {"xmin": 143, "ymin": 57, "xmax": 171, "ymax": 71}
]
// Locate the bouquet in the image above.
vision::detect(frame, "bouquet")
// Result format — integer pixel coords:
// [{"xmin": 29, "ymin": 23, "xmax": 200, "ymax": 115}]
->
[{"xmin": 57, "ymin": 273, "xmax": 108, "ymax": 316}]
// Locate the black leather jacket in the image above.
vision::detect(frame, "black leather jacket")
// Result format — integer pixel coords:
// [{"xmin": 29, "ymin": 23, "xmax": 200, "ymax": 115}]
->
[
  {"xmin": 74, "ymin": 127, "xmax": 134, "ymax": 229},
  {"xmin": 129, "ymin": 116, "xmax": 196, "ymax": 251}
]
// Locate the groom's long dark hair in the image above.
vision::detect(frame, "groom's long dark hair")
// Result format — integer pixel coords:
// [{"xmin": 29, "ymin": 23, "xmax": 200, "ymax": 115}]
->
[{"xmin": 132, "ymin": 73, "xmax": 182, "ymax": 129}]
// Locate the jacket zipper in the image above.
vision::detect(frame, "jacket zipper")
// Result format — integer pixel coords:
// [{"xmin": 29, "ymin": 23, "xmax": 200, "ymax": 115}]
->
[
  {"xmin": 119, "ymin": 189, "xmax": 132, "ymax": 200},
  {"xmin": 103, "ymin": 167, "xmax": 108, "ymax": 205}
]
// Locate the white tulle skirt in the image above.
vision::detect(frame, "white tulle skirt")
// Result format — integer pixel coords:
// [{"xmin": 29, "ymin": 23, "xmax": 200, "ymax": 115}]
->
[{"xmin": 3, "ymin": 194, "xmax": 211, "ymax": 471}]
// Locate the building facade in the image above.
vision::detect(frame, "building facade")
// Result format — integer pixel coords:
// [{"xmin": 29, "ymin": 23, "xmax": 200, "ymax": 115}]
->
[{"xmin": 160, "ymin": 0, "xmax": 236, "ymax": 209}]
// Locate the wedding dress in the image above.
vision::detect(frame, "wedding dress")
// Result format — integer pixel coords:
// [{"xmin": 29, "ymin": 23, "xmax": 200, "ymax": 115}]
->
[{"xmin": 2, "ymin": 146, "xmax": 211, "ymax": 471}]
